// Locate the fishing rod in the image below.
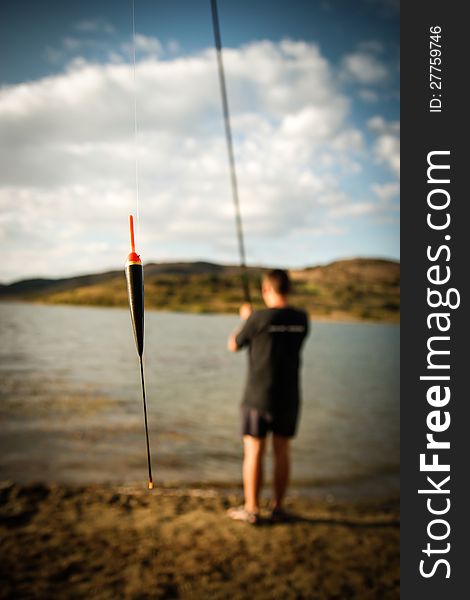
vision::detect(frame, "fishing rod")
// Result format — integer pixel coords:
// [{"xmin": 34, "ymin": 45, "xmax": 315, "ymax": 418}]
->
[
  {"xmin": 125, "ymin": 215, "xmax": 153, "ymax": 489},
  {"xmin": 210, "ymin": 0, "xmax": 251, "ymax": 305}
]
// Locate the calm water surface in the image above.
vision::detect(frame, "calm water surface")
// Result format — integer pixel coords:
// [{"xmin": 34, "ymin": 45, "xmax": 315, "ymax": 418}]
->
[{"xmin": 0, "ymin": 302, "xmax": 399, "ymax": 498}]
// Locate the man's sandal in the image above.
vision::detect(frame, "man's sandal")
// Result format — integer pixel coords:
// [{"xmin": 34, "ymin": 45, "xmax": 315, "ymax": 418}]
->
[{"xmin": 227, "ymin": 506, "xmax": 260, "ymax": 525}]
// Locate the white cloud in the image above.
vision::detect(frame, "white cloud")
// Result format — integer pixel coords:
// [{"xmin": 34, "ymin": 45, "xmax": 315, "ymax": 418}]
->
[
  {"xmin": 357, "ymin": 40, "xmax": 385, "ymax": 54},
  {"xmin": 341, "ymin": 51, "xmax": 389, "ymax": 85},
  {"xmin": 0, "ymin": 40, "xmax": 397, "ymax": 280},
  {"xmin": 372, "ymin": 181, "xmax": 399, "ymax": 201},
  {"xmin": 368, "ymin": 116, "xmax": 400, "ymax": 177},
  {"xmin": 121, "ymin": 34, "xmax": 163, "ymax": 58},
  {"xmin": 358, "ymin": 88, "xmax": 379, "ymax": 103},
  {"xmin": 328, "ymin": 201, "xmax": 378, "ymax": 218},
  {"xmin": 331, "ymin": 129, "xmax": 363, "ymax": 152},
  {"xmin": 75, "ymin": 19, "xmax": 115, "ymax": 34},
  {"xmin": 45, "ymin": 32, "xmax": 120, "ymax": 64},
  {"xmin": 63, "ymin": 37, "xmax": 83, "ymax": 52}
]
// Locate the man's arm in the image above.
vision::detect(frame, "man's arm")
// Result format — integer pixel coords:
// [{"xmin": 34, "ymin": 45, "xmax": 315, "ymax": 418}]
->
[
  {"xmin": 227, "ymin": 332, "xmax": 239, "ymax": 352},
  {"xmin": 227, "ymin": 303, "xmax": 254, "ymax": 352}
]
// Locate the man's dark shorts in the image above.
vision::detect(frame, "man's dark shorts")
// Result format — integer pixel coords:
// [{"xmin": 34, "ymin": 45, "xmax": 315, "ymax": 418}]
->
[{"xmin": 241, "ymin": 405, "xmax": 298, "ymax": 438}]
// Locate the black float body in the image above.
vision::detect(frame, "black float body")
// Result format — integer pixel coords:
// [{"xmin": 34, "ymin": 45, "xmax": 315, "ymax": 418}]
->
[{"xmin": 125, "ymin": 261, "xmax": 144, "ymax": 357}]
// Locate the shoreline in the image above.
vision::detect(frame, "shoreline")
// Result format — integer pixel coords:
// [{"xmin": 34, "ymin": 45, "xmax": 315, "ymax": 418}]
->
[
  {"xmin": 0, "ymin": 298, "xmax": 400, "ymax": 325},
  {"xmin": 1, "ymin": 482, "xmax": 399, "ymax": 599},
  {"xmin": 0, "ymin": 472, "xmax": 400, "ymax": 503}
]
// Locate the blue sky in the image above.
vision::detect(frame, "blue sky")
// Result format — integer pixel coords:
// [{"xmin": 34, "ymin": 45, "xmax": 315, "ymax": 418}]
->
[{"xmin": 0, "ymin": 0, "xmax": 399, "ymax": 282}]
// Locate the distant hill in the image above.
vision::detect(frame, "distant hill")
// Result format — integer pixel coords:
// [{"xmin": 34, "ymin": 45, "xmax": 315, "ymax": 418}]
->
[{"xmin": 0, "ymin": 258, "xmax": 400, "ymax": 323}]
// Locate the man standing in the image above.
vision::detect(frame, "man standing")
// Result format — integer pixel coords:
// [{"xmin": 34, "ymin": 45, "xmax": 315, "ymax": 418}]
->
[{"xmin": 227, "ymin": 269, "xmax": 309, "ymax": 524}]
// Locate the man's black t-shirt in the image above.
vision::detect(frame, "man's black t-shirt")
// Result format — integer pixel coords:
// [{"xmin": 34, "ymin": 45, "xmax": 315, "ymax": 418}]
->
[{"xmin": 235, "ymin": 307, "xmax": 309, "ymax": 415}]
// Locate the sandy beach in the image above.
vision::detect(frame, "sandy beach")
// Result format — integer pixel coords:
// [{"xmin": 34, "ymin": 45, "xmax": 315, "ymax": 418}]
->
[{"xmin": 0, "ymin": 482, "xmax": 399, "ymax": 599}]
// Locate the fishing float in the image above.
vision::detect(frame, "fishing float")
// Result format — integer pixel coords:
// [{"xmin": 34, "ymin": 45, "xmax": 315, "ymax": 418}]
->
[{"xmin": 125, "ymin": 214, "xmax": 153, "ymax": 490}]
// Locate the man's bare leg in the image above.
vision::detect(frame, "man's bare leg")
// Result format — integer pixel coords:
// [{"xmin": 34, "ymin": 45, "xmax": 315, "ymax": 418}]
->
[
  {"xmin": 272, "ymin": 435, "xmax": 290, "ymax": 510},
  {"xmin": 243, "ymin": 435, "xmax": 265, "ymax": 513}
]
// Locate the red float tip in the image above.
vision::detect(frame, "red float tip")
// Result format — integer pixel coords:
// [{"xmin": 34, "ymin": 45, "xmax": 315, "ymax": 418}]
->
[
  {"xmin": 129, "ymin": 214, "xmax": 136, "ymax": 254},
  {"xmin": 126, "ymin": 215, "xmax": 141, "ymax": 264}
]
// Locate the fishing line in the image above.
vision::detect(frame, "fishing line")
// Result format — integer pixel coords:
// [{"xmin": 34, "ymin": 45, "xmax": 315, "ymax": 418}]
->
[
  {"xmin": 139, "ymin": 355, "xmax": 153, "ymax": 487},
  {"xmin": 131, "ymin": 0, "xmax": 141, "ymax": 238},
  {"xmin": 210, "ymin": 0, "xmax": 251, "ymax": 304}
]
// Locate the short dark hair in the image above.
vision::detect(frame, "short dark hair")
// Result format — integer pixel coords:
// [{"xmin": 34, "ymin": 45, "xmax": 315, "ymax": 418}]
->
[{"xmin": 263, "ymin": 269, "xmax": 291, "ymax": 295}]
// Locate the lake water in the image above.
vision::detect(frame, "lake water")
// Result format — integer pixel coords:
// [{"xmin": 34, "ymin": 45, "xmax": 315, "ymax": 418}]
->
[{"xmin": 0, "ymin": 302, "xmax": 399, "ymax": 499}]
